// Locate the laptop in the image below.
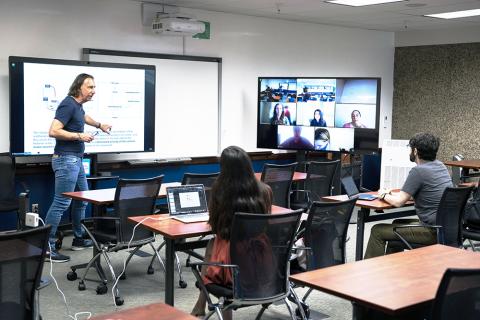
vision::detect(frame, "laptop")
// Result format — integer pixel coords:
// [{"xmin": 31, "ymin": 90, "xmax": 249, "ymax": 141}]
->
[
  {"xmin": 341, "ymin": 176, "xmax": 378, "ymax": 201},
  {"xmin": 166, "ymin": 184, "xmax": 210, "ymax": 223}
]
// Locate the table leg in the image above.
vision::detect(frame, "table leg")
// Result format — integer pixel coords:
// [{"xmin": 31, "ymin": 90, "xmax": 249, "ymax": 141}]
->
[
  {"xmin": 355, "ymin": 207, "xmax": 370, "ymax": 261},
  {"xmin": 165, "ymin": 237, "xmax": 175, "ymax": 306}
]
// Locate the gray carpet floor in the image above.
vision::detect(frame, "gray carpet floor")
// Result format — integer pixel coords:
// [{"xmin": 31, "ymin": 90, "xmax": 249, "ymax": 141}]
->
[{"xmin": 38, "ymin": 210, "xmax": 409, "ymax": 320}]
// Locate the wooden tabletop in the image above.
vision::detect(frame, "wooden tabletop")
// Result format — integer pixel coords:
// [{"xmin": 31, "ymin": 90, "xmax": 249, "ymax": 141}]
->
[
  {"xmin": 289, "ymin": 245, "xmax": 480, "ymax": 315},
  {"xmin": 323, "ymin": 190, "xmax": 413, "ymax": 210},
  {"xmin": 254, "ymin": 171, "xmax": 307, "ymax": 182},
  {"xmin": 64, "ymin": 171, "xmax": 306, "ymax": 205},
  {"xmin": 444, "ymin": 159, "xmax": 480, "ymax": 169},
  {"xmin": 62, "ymin": 182, "xmax": 181, "ymax": 205},
  {"xmin": 90, "ymin": 302, "xmax": 197, "ymax": 320},
  {"xmin": 128, "ymin": 205, "xmax": 294, "ymax": 240}
]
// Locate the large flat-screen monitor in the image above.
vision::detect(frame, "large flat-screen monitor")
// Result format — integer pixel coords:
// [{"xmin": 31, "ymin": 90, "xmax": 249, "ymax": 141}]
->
[
  {"xmin": 9, "ymin": 56, "xmax": 156, "ymax": 156},
  {"xmin": 257, "ymin": 77, "xmax": 381, "ymax": 153}
]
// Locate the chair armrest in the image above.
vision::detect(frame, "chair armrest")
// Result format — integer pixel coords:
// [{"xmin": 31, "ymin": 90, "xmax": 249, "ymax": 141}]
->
[
  {"xmin": 393, "ymin": 224, "xmax": 443, "ymax": 249},
  {"xmin": 190, "ymin": 261, "xmax": 239, "ymax": 305},
  {"xmin": 189, "ymin": 261, "xmax": 239, "ymax": 269},
  {"xmin": 81, "ymin": 216, "xmax": 121, "ymax": 248},
  {"xmin": 289, "ymin": 190, "xmax": 311, "ymax": 203},
  {"xmin": 81, "ymin": 216, "xmax": 119, "ymax": 223}
]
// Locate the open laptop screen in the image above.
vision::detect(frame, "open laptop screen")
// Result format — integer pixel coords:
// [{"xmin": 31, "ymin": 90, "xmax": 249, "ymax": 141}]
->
[
  {"xmin": 167, "ymin": 184, "xmax": 208, "ymax": 215},
  {"xmin": 341, "ymin": 176, "xmax": 360, "ymax": 197}
]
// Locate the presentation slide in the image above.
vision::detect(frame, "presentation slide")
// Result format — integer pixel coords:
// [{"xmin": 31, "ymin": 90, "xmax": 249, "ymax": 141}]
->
[{"xmin": 20, "ymin": 62, "xmax": 148, "ymax": 155}]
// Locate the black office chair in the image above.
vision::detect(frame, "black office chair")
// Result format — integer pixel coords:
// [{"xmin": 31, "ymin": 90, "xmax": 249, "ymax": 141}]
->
[
  {"xmin": 430, "ymin": 268, "xmax": 480, "ymax": 320},
  {"xmin": 393, "ymin": 186, "xmax": 473, "ymax": 249},
  {"xmin": 291, "ymin": 199, "xmax": 356, "ymax": 311},
  {"xmin": 0, "ymin": 225, "xmax": 51, "ymax": 320},
  {"xmin": 190, "ymin": 211, "xmax": 306, "ymax": 320},
  {"xmin": 181, "ymin": 172, "xmax": 219, "ymax": 201},
  {"xmin": 462, "ymin": 185, "xmax": 480, "ymax": 251},
  {"xmin": 0, "ymin": 153, "xmax": 29, "ymax": 229},
  {"xmin": 463, "ymin": 224, "xmax": 480, "ymax": 251},
  {"xmin": 289, "ymin": 160, "xmax": 340, "ymax": 211},
  {"xmin": 261, "ymin": 163, "xmax": 297, "ymax": 208},
  {"xmin": 71, "ymin": 175, "xmax": 164, "ymax": 306},
  {"xmin": 147, "ymin": 172, "xmax": 219, "ymax": 289}
]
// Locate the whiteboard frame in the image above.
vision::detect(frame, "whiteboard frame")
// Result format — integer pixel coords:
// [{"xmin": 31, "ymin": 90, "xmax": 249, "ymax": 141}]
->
[{"xmin": 82, "ymin": 48, "xmax": 222, "ymax": 160}]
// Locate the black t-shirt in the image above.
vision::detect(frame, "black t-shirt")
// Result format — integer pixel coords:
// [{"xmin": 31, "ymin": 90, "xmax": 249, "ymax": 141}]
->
[{"xmin": 54, "ymin": 96, "xmax": 85, "ymax": 157}]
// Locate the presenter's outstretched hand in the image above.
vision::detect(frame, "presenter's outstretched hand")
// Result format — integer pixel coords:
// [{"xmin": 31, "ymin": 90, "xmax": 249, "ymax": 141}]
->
[
  {"xmin": 100, "ymin": 123, "xmax": 112, "ymax": 134},
  {"xmin": 79, "ymin": 133, "xmax": 95, "ymax": 143}
]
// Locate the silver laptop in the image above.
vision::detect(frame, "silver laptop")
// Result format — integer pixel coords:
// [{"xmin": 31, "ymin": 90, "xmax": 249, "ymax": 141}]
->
[
  {"xmin": 341, "ymin": 176, "xmax": 377, "ymax": 201},
  {"xmin": 167, "ymin": 184, "xmax": 209, "ymax": 223}
]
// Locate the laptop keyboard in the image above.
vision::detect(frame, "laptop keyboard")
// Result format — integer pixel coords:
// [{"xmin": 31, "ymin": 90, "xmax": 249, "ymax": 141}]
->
[{"xmin": 173, "ymin": 213, "xmax": 209, "ymax": 223}]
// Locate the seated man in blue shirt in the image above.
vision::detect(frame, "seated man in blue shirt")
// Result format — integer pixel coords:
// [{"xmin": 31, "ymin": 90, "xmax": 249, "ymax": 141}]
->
[{"xmin": 364, "ymin": 132, "xmax": 452, "ymax": 259}]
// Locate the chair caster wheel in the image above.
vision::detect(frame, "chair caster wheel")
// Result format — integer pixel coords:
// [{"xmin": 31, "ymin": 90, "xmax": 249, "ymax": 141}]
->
[
  {"xmin": 179, "ymin": 280, "xmax": 187, "ymax": 288},
  {"xmin": 120, "ymin": 273, "xmax": 127, "ymax": 280},
  {"xmin": 67, "ymin": 271, "xmax": 78, "ymax": 281},
  {"xmin": 96, "ymin": 284, "xmax": 108, "ymax": 295},
  {"xmin": 78, "ymin": 282, "xmax": 86, "ymax": 291},
  {"xmin": 147, "ymin": 266, "xmax": 154, "ymax": 274},
  {"xmin": 115, "ymin": 297, "xmax": 124, "ymax": 306}
]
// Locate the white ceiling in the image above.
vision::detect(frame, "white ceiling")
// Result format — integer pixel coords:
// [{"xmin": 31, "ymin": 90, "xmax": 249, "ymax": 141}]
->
[{"xmin": 135, "ymin": 0, "xmax": 480, "ymax": 32}]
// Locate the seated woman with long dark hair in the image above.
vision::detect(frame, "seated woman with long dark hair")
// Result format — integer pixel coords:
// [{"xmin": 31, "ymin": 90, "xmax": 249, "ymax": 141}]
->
[{"xmin": 191, "ymin": 145, "xmax": 272, "ymax": 319}]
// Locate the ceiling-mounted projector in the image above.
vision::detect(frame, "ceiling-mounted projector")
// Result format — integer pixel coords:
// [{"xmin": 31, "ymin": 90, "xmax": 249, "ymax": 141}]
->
[{"xmin": 152, "ymin": 14, "xmax": 205, "ymax": 36}]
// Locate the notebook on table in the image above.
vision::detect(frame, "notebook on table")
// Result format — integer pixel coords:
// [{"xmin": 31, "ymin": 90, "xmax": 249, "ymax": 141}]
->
[
  {"xmin": 341, "ymin": 176, "xmax": 378, "ymax": 201},
  {"xmin": 166, "ymin": 184, "xmax": 209, "ymax": 223}
]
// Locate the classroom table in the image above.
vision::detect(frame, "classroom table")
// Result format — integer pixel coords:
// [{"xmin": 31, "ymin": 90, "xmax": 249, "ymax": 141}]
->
[
  {"xmin": 290, "ymin": 244, "xmax": 480, "ymax": 319},
  {"xmin": 63, "ymin": 181, "xmax": 181, "ymax": 205},
  {"xmin": 64, "ymin": 172, "xmax": 306, "ymax": 205},
  {"xmin": 90, "ymin": 302, "xmax": 198, "ymax": 320},
  {"xmin": 323, "ymin": 192, "xmax": 415, "ymax": 261},
  {"xmin": 128, "ymin": 205, "xmax": 293, "ymax": 306},
  {"xmin": 444, "ymin": 159, "xmax": 480, "ymax": 181}
]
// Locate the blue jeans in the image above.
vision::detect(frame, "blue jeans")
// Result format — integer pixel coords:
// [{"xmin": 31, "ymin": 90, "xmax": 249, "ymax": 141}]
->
[{"xmin": 45, "ymin": 154, "xmax": 88, "ymax": 247}]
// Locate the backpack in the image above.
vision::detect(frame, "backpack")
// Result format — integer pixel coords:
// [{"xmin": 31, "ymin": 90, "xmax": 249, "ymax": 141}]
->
[{"xmin": 464, "ymin": 187, "xmax": 480, "ymax": 228}]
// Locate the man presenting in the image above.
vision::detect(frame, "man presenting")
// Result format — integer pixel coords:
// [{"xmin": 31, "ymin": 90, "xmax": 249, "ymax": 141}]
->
[
  {"xmin": 364, "ymin": 132, "xmax": 452, "ymax": 259},
  {"xmin": 45, "ymin": 73, "xmax": 111, "ymax": 262}
]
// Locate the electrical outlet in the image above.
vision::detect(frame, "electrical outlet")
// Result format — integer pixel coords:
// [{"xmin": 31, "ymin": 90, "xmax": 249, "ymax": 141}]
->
[{"xmin": 32, "ymin": 203, "xmax": 39, "ymax": 213}]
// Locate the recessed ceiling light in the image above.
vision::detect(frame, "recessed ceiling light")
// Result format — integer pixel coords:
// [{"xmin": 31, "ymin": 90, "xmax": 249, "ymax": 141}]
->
[
  {"xmin": 325, "ymin": 0, "xmax": 407, "ymax": 7},
  {"xmin": 425, "ymin": 9, "xmax": 480, "ymax": 19}
]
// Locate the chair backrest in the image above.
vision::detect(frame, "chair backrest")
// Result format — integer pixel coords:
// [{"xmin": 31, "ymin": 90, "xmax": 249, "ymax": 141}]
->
[
  {"xmin": 113, "ymin": 175, "xmax": 163, "ymax": 242},
  {"xmin": 0, "ymin": 153, "xmax": 18, "ymax": 212},
  {"xmin": 304, "ymin": 198, "xmax": 356, "ymax": 270},
  {"xmin": 306, "ymin": 160, "xmax": 340, "ymax": 200},
  {"xmin": 0, "ymin": 225, "xmax": 50, "ymax": 319},
  {"xmin": 436, "ymin": 186, "xmax": 473, "ymax": 247},
  {"xmin": 229, "ymin": 210, "xmax": 302, "ymax": 301},
  {"xmin": 261, "ymin": 163, "xmax": 297, "ymax": 207},
  {"xmin": 181, "ymin": 172, "xmax": 219, "ymax": 204},
  {"xmin": 431, "ymin": 268, "xmax": 480, "ymax": 320}
]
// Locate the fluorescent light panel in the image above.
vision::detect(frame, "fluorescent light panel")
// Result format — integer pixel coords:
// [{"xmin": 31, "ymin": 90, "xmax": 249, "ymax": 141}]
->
[
  {"xmin": 326, "ymin": 0, "xmax": 406, "ymax": 7},
  {"xmin": 425, "ymin": 9, "xmax": 480, "ymax": 19}
]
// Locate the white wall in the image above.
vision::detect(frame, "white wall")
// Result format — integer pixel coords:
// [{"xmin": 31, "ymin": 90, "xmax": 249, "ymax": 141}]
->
[
  {"xmin": 395, "ymin": 26, "xmax": 480, "ymax": 47},
  {"xmin": 0, "ymin": 0, "xmax": 395, "ymax": 154}
]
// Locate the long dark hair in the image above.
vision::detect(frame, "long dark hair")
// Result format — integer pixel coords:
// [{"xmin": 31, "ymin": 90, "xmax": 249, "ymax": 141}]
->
[
  {"xmin": 208, "ymin": 146, "xmax": 272, "ymax": 240},
  {"xmin": 68, "ymin": 73, "xmax": 94, "ymax": 97},
  {"xmin": 272, "ymin": 103, "xmax": 285, "ymax": 120},
  {"xmin": 313, "ymin": 109, "xmax": 323, "ymax": 121}
]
